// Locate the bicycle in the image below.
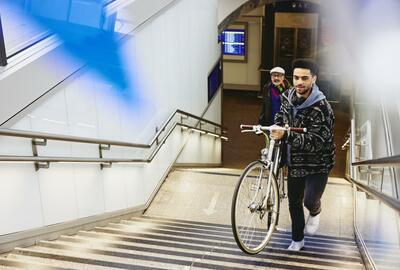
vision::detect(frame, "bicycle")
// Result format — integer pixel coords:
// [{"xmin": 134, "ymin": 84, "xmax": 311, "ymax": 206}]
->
[{"xmin": 231, "ymin": 124, "xmax": 306, "ymax": 254}]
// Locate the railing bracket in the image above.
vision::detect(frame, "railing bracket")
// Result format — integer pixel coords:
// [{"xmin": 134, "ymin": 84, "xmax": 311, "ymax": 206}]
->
[
  {"xmin": 100, "ymin": 162, "xmax": 112, "ymax": 169},
  {"xmin": 32, "ymin": 138, "xmax": 47, "ymax": 146},
  {"xmin": 180, "ymin": 115, "xmax": 188, "ymax": 123},
  {"xmin": 99, "ymin": 144, "xmax": 111, "ymax": 169},
  {"xmin": 34, "ymin": 161, "xmax": 50, "ymax": 171},
  {"xmin": 32, "ymin": 139, "xmax": 48, "ymax": 171}
]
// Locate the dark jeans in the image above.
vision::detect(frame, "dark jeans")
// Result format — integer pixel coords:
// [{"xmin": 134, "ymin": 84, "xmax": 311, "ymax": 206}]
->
[{"xmin": 287, "ymin": 172, "xmax": 329, "ymax": 241}]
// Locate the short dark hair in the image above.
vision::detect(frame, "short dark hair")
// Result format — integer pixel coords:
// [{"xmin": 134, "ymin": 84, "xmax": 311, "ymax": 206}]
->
[{"xmin": 292, "ymin": 59, "xmax": 319, "ymax": 76}]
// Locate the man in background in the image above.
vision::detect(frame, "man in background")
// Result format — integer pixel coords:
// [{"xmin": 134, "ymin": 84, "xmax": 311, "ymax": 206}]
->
[{"xmin": 258, "ymin": 67, "xmax": 290, "ymax": 126}]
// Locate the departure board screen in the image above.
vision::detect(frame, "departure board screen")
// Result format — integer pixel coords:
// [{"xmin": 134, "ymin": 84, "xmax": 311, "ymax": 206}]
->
[{"xmin": 221, "ymin": 29, "xmax": 245, "ymax": 56}]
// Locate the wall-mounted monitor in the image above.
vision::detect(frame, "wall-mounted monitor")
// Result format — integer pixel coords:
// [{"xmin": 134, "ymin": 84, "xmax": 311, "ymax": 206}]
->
[
  {"xmin": 221, "ymin": 29, "xmax": 245, "ymax": 56},
  {"xmin": 208, "ymin": 58, "xmax": 222, "ymax": 102},
  {"xmin": 221, "ymin": 23, "xmax": 248, "ymax": 63}
]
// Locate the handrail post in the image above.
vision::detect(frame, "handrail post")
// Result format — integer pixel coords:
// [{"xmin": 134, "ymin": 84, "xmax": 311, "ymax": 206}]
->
[
  {"xmin": 99, "ymin": 144, "xmax": 111, "ymax": 169},
  {"xmin": 31, "ymin": 138, "xmax": 48, "ymax": 171},
  {"xmin": 180, "ymin": 115, "xmax": 188, "ymax": 124},
  {"xmin": 155, "ymin": 126, "xmax": 159, "ymax": 145},
  {"xmin": 380, "ymin": 168, "xmax": 385, "ymax": 192},
  {"xmin": 0, "ymin": 14, "xmax": 7, "ymax": 66},
  {"xmin": 100, "ymin": 162, "xmax": 112, "ymax": 169}
]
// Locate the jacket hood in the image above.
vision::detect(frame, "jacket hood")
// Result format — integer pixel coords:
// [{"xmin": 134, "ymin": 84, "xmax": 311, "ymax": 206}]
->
[{"xmin": 288, "ymin": 84, "xmax": 326, "ymax": 115}]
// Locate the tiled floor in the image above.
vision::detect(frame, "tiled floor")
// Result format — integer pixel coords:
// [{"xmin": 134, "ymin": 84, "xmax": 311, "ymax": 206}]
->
[{"xmin": 146, "ymin": 169, "xmax": 355, "ymax": 239}]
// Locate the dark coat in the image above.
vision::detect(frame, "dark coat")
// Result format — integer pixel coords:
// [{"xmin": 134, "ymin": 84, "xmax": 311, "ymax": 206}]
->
[
  {"xmin": 258, "ymin": 80, "xmax": 290, "ymax": 126},
  {"xmin": 275, "ymin": 86, "xmax": 336, "ymax": 177}
]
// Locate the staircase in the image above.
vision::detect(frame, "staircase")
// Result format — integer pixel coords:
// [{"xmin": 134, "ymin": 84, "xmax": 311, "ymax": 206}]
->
[
  {"xmin": 355, "ymin": 191, "xmax": 400, "ymax": 270},
  {"xmin": 1, "ymin": 215, "xmax": 365, "ymax": 270}
]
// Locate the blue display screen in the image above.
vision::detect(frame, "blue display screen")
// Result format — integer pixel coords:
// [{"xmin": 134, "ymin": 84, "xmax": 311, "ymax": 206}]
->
[
  {"xmin": 208, "ymin": 60, "xmax": 222, "ymax": 102},
  {"xmin": 221, "ymin": 29, "xmax": 245, "ymax": 56}
]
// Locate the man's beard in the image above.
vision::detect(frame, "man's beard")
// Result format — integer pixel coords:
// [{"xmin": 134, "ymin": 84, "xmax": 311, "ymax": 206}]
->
[{"xmin": 295, "ymin": 86, "xmax": 311, "ymax": 95}]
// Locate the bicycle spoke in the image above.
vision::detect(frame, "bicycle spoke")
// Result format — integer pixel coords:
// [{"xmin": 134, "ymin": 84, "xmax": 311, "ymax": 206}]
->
[
  {"xmin": 241, "ymin": 213, "xmax": 257, "ymax": 247},
  {"xmin": 231, "ymin": 161, "xmax": 280, "ymax": 254}
]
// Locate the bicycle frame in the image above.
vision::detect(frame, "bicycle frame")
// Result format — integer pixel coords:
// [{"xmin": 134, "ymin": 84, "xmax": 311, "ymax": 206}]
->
[
  {"xmin": 259, "ymin": 135, "xmax": 282, "ymax": 216},
  {"xmin": 241, "ymin": 124, "xmax": 306, "ymax": 202},
  {"xmin": 245, "ymin": 133, "xmax": 283, "ymax": 219},
  {"xmin": 232, "ymin": 124, "xmax": 306, "ymax": 253}
]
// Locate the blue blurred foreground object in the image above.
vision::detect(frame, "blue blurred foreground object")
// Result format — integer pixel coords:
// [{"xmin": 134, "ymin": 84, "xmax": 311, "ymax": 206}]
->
[{"xmin": 6, "ymin": 0, "xmax": 135, "ymax": 99}]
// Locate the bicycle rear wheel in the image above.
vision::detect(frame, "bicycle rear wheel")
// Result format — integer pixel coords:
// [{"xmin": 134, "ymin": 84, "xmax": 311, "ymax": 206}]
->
[{"xmin": 231, "ymin": 160, "xmax": 280, "ymax": 254}]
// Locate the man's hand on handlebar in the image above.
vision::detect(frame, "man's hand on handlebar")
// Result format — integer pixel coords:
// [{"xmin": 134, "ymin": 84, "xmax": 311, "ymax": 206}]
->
[{"xmin": 270, "ymin": 124, "xmax": 285, "ymax": 140}]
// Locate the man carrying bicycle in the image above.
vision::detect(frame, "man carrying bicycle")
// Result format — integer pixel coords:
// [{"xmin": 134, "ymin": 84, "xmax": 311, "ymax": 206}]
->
[{"xmin": 270, "ymin": 59, "xmax": 335, "ymax": 251}]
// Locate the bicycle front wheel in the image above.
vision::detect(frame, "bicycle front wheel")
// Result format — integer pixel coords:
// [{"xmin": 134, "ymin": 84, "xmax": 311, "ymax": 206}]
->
[{"xmin": 231, "ymin": 160, "xmax": 280, "ymax": 254}]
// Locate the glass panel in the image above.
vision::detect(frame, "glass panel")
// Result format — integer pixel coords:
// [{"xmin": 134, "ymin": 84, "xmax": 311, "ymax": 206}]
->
[
  {"xmin": 353, "ymin": 90, "xmax": 400, "ymax": 269},
  {"xmin": 0, "ymin": 1, "xmax": 48, "ymax": 56},
  {"xmin": 275, "ymin": 27, "xmax": 295, "ymax": 73},
  {"xmin": 296, "ymin": 28, "xmax": 312, "ymax": 57},
  {"xmin": 355, "ymin": 192, "xmax": 400, "ymax": 269},
  {"xmin": 381, "ymin": 167, "xmax": 395, "ymax": 197},
  {"xmin": 382, "ymin": 99, "xmax": 400, "ymax": 198},
  {"xmin": 0, "ymin": 0, "xmax": 118, "ymax": 58},
  {"xmin": 353, "ymin": 94, "xmax": 399, "ymax": 197}
]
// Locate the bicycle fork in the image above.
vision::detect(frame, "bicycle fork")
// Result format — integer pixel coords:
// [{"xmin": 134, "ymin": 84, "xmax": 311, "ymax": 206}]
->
[
  {"xmin": 248, "ymin": 140, "xmax": 276, "ymax": 219},
  {"xmin": 247, "ymin": 167, "xmax": 274, "ymax": 219}
]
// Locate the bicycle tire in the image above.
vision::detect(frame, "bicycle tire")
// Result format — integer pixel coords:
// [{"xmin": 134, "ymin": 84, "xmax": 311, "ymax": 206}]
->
[{"xmin": 231, "ymin": 160, "xmax": 280, "ymax": 254}]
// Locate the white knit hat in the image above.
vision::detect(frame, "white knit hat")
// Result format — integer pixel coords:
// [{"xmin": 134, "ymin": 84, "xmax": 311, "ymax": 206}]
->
[{"xmin": 270, "ymin": 67, "xmax": 285, "ymax": 74}]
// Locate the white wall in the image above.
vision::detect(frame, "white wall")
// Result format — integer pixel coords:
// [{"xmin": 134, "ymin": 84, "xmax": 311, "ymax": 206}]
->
[
  {"xmin": 0, "ymin": 0, "xmax": 222, "ymax": 236},
  {"xmin": 223, "ymin": 7, "xmax": 263, "ymax": 91},
  {"xmin": 217, "ymin": 0, "xmax": 248, "ymax": 24},
  {"xmin": 176, "ymin": 88, "xmax": 222, "ymax": 164}
]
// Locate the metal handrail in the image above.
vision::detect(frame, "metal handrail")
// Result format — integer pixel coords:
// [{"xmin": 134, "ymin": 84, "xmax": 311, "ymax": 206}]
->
[
  {"xmin": 345, "ymin": 175, "xmax": 400, "ymax": 213},
  {"xmin": 0, "ymin": 156, "xmax": 143, "ymax": 163},
  {"xmin": 176, "ymin": 109, "xmax": 224, "ymax": 129},
  {"xmin": 352, "ymin": 155, "xmax": 400, "ymax": 167},
  {"xmin": 0, "ymin": 123, "xmax": 227, "ymax": 164},
  {"xmin": 0, "ymin": 14, "xmax": 7, "ymax": 66},
  {"xmin": 0, "ymin": 109, "xmax": 226, "ymax": 149},
  {"xmin": 0, "ymin": 128, "xmax": 149, "ymax": 148},
  {"xmin": 341, "ymin": 138, "xmax": 350, "ymax": 150},
  {"xmin": 0, "ymin": 111, "xmax": 227, "ymax": 166}
]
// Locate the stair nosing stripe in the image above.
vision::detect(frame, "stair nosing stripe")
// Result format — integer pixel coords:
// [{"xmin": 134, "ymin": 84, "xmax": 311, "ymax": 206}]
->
[
  {"xmin": 89, "ymin": 227, "xmax": 363, "ymax": 261},
  {"xmin": 0, "ymin": 257, "xmax": 73, "ymax": 270},
  {"xmin": 121, "ymin": 220, "xmax": 358, "ymax": 247},
  {"xmin": 23, "ymin": 242, "xmax": 364, "ymax": 270},
  {"xmin": 105, "ymin": 224, "xmax": 359, "ymax": 252},
  {"xmin": 56, "ymin": 235, "xmax": 365, "ymax": 269},
  {"xmin": 13, "ymin": 248, "xmax": 183, "ymax": 270},
  {"xmin": 77, "ymin": 231, "xmax": 363, "ymax": 263},
  {"xmin": 10, "ymin": 247, "xmax": 311, "ymax": 270},
  {"xmin": 138, "ymin": 216, "xmax": 356, "ymax": 242}
]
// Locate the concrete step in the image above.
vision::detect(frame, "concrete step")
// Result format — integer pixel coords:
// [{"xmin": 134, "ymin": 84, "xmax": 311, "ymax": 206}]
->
[
  {"xmin": 0, "ymin": 256, "xmax": 74, "ymax": 270},
  {"xmin": 3, "ymin": 216, "xmax": 365, "ymax": 270}
]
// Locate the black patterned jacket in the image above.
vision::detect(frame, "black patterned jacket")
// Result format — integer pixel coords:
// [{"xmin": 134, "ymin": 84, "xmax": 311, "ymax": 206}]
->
[{"xmin": 275, "ymin": 86, "xmax": 336, "ymax": 178}]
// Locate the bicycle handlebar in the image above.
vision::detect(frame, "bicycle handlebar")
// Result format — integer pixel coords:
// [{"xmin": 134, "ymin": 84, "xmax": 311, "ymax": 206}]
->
[
  {"xmin": 289, "ymin": 127, "xmax": 308, "ymax": 133},
  {"xmin": 240, "ymin": 124, "xmax": 307, "ymax": 133}
]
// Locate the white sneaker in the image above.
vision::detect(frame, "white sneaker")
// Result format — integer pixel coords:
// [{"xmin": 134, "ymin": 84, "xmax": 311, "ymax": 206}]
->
[
  {"xmin": 305, "ymin": 214, "xmax": 320, "ymax": 235},
  {"xmin": 287, "ymin": 239, "xmax": 304, "ymax": 251}
]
